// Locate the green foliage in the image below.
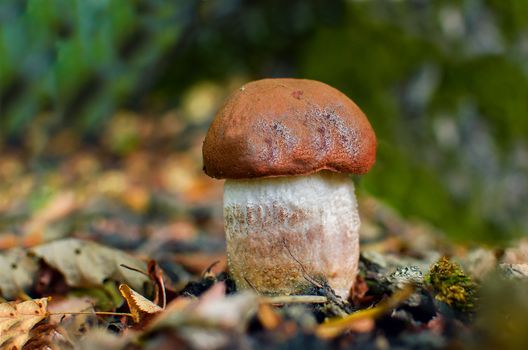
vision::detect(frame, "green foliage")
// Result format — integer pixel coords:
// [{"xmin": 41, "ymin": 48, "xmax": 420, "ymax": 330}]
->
[
  {"xmin": 431, "ymin": 56, "xmax": 528, "ymax": 147},
  {"xmin": 0, "ymin": 0, "xmax": 189, "ymax": 135},
  {"xmin": 425, "ymin": 257, "xmax": 477, "ymax": 311},
  {"xmin": 487, "ymin": 0, "xmax": 528, "ymax": 41}
]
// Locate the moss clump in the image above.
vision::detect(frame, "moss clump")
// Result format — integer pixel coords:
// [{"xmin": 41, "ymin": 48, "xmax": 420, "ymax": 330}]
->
[{"xmin": 425, "ymin": 257, "xmax": 477, "ymax": 312}]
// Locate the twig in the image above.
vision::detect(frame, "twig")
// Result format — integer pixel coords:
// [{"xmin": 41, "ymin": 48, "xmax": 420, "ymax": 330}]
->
[
  {"xmin": 260, "ymin": 295, "xmax": 328, "ymax": 304},
  {"xmin": 48, "ymin": 311, "xmax": 133, "ymax": 317},
  {"xmin": 120, "ymin": 264, "xmax": 149, "ymax": 277}
]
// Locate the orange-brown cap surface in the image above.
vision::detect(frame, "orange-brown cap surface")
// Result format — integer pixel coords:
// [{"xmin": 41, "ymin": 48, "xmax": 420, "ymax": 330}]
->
[{"xmin": 202, "ymin": 78, "xmax": 376, "ymax": 179}]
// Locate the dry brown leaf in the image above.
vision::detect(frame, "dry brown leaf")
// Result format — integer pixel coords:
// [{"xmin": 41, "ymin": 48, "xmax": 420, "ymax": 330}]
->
[
  {"xmin": 0, "ymin": 298, "xmax": 49, "ymax": 349},
  {"xmin": 119, "ymin": 284, "xmax": 162, "ymax": 323}
]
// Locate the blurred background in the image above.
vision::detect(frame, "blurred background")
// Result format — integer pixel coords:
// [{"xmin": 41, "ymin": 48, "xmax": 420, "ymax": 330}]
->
[{"xmin": 1, "ymin": 0, "xmax": 527, "ymax": 245}]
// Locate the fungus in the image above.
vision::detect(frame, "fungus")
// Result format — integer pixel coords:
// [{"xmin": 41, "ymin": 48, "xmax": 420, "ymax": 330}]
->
[{"xmin": 202, "ymin": 78, "xmax": 376, "ymax": 298}]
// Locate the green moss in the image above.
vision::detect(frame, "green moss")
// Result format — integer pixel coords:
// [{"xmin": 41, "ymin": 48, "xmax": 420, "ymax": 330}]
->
[{"xmin": 425, "ymin": 257, "xmax": 477, "ymax": 311}]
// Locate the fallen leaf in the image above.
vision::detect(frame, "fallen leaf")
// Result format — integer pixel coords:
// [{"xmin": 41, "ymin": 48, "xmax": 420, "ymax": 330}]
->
[
  {"xmin": 0, "ymin": 248, "xmax": 39, "ymax": 300},
  {"xmin": 22, "ymin": 323, "xmax": 74, "ymax": 350},
  {"xmin": 149, "ymin": 282, "xmax": 258, "ymax": 331},
  {"xmin": 31, "ymin": 239, "xmax": 150, "ymax": 292},
  {"xmin": 0, "ymin": 298, "xmax": 49, "ymax": 349},
  {"xmin": 119, "ymin": 284, "xmax": 162, "ymax": 324}
]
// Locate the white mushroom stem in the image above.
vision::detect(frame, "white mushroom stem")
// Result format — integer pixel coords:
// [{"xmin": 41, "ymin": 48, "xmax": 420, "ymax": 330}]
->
[{"xmin": 224, "ymin": 171, "xmax": 360, "ymax": 299}]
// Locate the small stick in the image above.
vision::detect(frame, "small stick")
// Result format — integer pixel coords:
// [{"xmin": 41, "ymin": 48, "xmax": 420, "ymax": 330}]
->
[
  {"xmin": 260, "ymin": 295, "xmax": 328, "ymax": 304},
  {"xmin": 120, "ymin": 264, "xmax": 149, "ymax": 277},
  {"xmin": 48, "ymin": 311, "xmax": 133, "ymax": 317}
]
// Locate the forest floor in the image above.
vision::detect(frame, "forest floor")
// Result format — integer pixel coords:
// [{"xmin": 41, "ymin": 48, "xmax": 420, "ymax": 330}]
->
[{"xmin": 1, "ymin": 116, "xmax": 528, "ymax": 350}]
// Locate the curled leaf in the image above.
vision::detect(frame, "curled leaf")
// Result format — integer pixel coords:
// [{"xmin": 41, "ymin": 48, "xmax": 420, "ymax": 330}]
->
[{"xmin": 119, "ymin": 284, "xmax": 162, "ymax": 324}]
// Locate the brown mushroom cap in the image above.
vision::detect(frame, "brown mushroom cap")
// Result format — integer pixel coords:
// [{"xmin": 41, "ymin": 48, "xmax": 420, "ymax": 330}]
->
[{"xmin": 203, "ymin": 78, "xmax": 376, "ymax": 179}]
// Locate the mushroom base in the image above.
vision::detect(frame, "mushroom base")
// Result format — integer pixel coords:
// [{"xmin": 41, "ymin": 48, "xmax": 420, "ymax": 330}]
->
[{"xmin": 224, "ymin": 171, "xmax": 360, "ymax": 299}]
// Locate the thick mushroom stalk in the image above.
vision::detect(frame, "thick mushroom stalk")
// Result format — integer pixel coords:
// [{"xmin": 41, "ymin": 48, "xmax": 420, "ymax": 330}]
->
[{"xmin": 224, "ymin": 171, "xmax": 360, "ymax": 298}]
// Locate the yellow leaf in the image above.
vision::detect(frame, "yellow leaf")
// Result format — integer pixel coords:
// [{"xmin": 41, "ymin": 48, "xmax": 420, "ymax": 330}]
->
[
  {"xmin": 257, "ymin": 303, "xmax": 281, "ymax": 330},
  {"xmin": 0, "ymin": 298, "xmax": 49, "ymax": 350},
  {"xmin": 119, "ymin": 284, "xmax": 162, "ymax": 323}
]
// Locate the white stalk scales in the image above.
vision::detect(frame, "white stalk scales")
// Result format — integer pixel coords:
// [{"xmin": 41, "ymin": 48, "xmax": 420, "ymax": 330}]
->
[{"xmin": 224, "ymin": 171, "xmax": 360, "ymax": 298}]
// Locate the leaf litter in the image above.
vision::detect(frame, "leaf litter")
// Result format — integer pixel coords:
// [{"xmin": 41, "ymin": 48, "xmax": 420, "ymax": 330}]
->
[{"xmin": 1, "ymin": 121, "xmax": 528, "ymax": 349}]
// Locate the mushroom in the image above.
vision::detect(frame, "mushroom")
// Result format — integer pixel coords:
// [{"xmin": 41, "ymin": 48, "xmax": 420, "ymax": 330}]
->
[{"xmin": 202, "ymin": 78, "xmax": 376, "ymax": 298}]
